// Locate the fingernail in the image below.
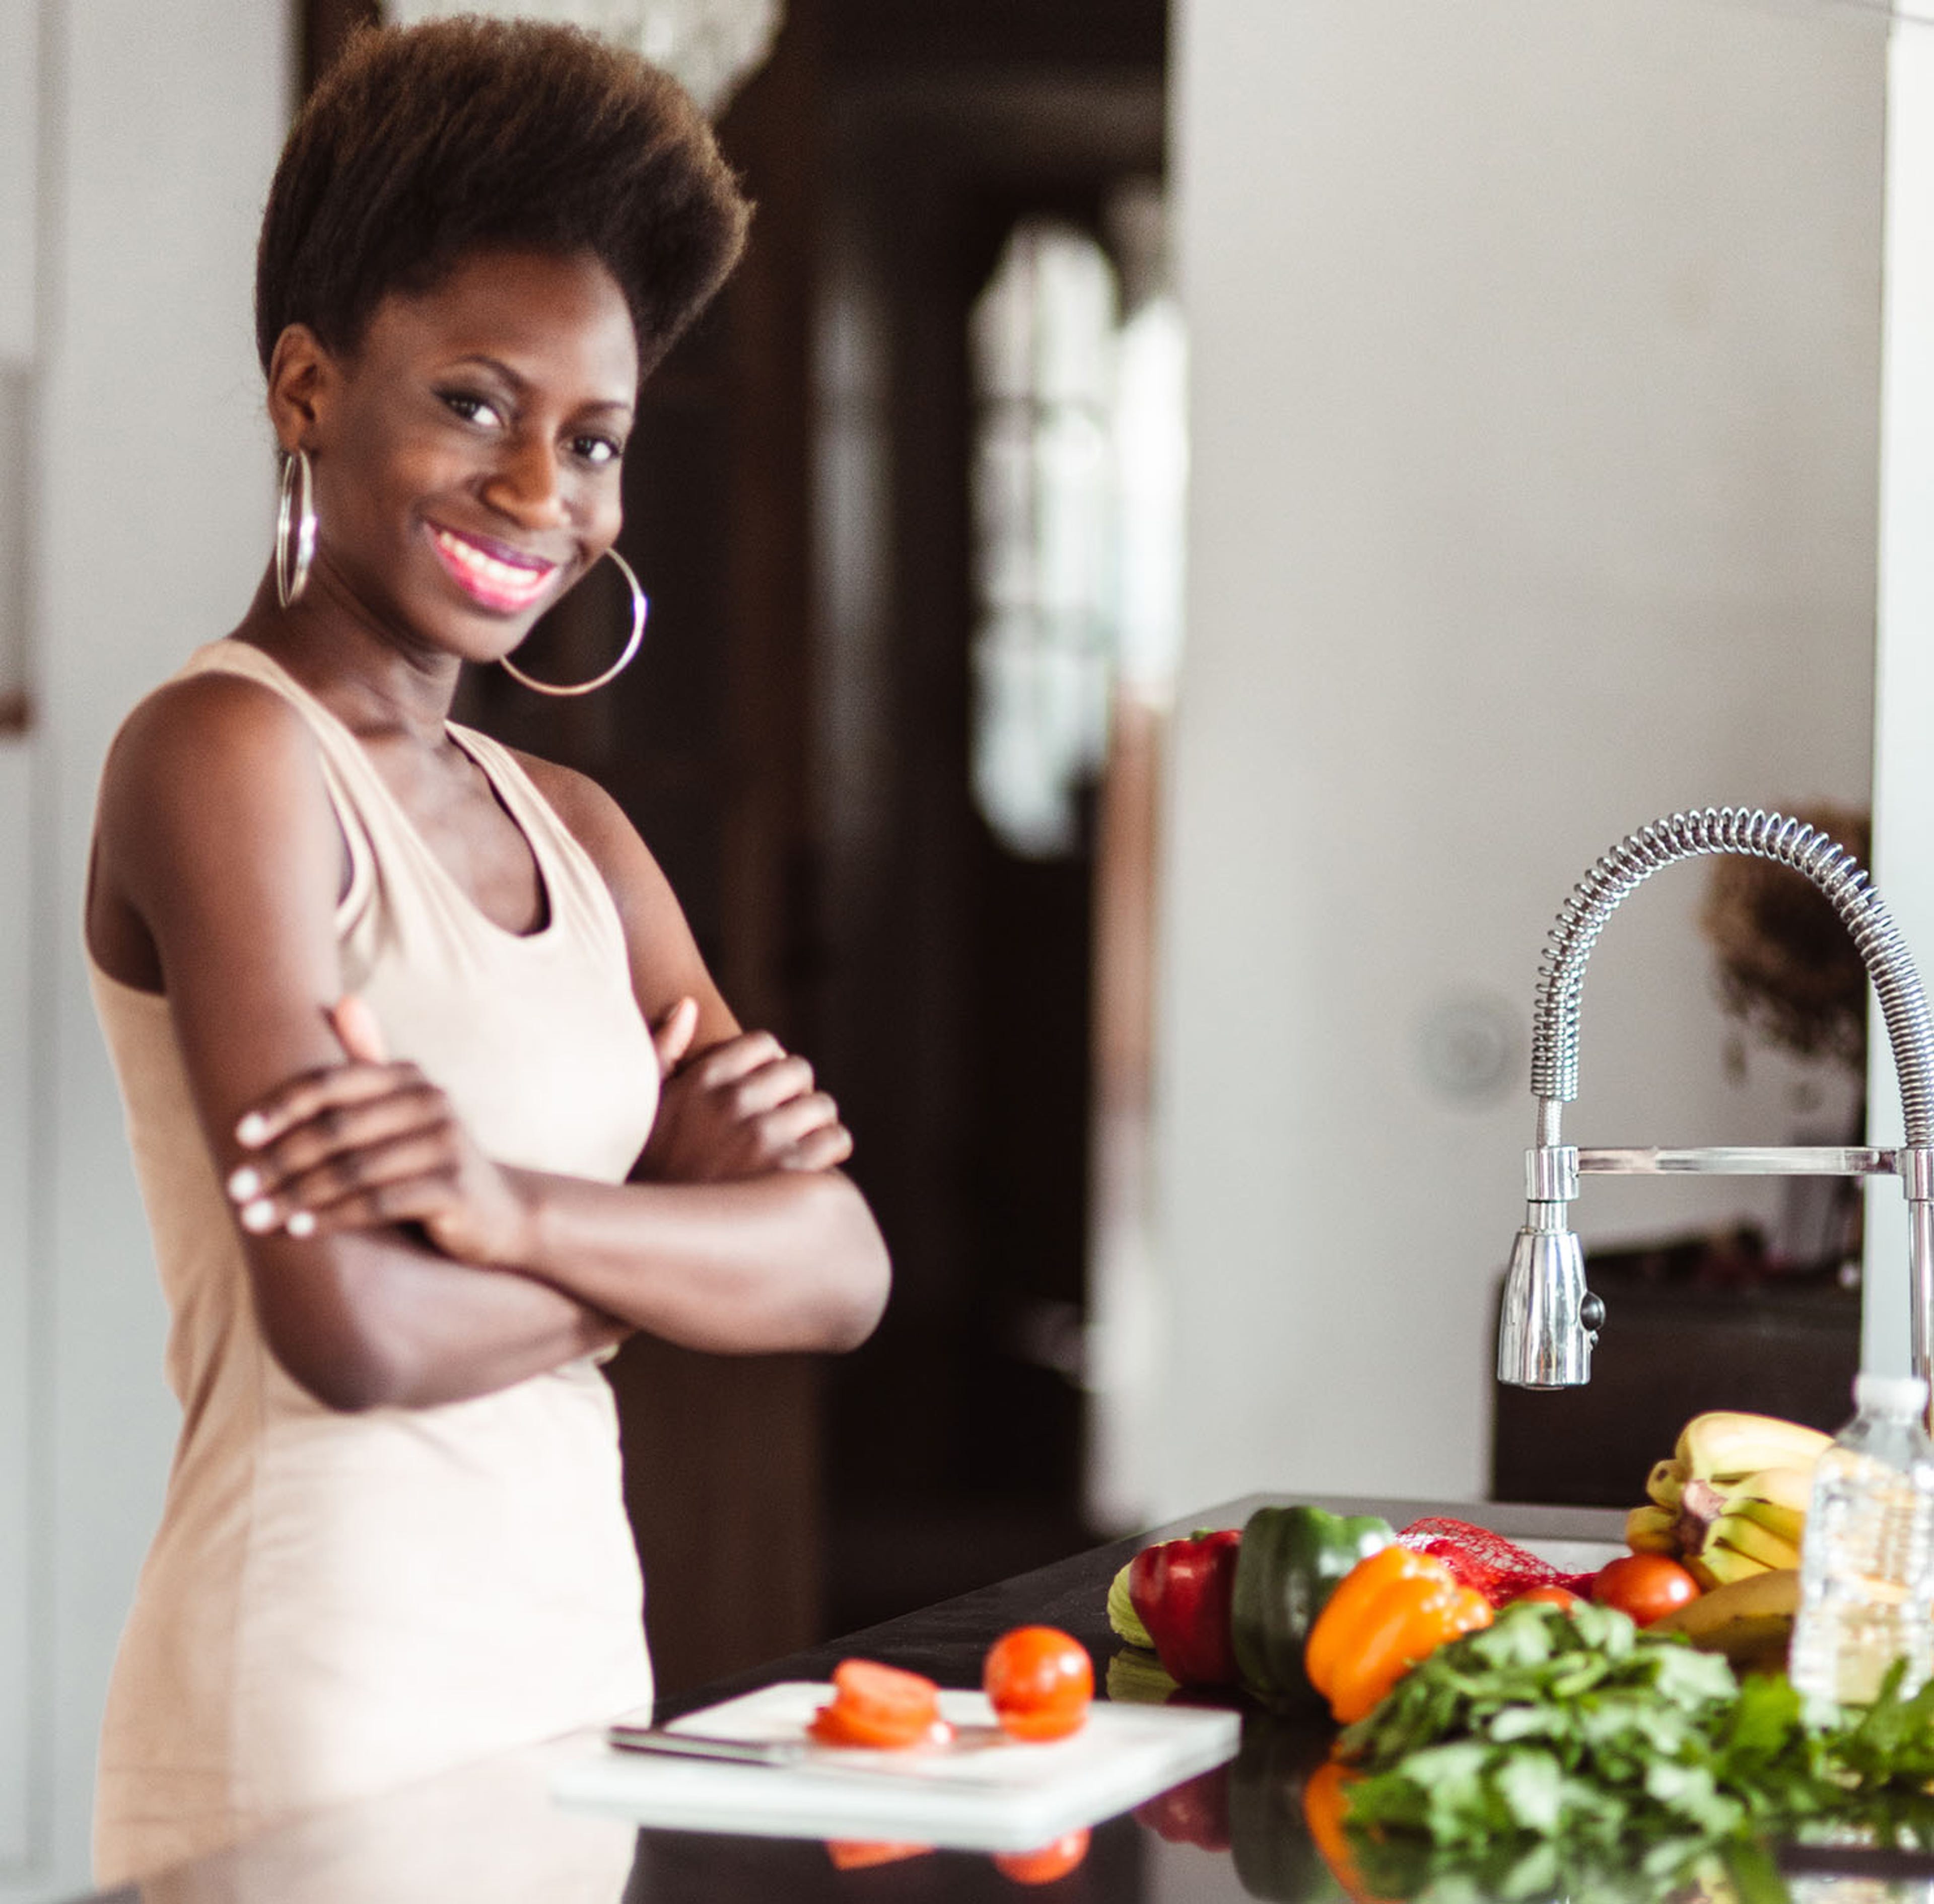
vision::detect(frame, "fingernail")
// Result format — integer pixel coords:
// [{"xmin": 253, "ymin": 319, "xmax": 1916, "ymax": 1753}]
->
[
  {"xmin": 240, "ymin": 1198, "xmax": 277, "ymax": 1233},
  {"xmin": 227, "ymin": 1166, "xmax": 261, "ymax": 1202},
  {"xmin": 236, "ymin": 1112, "xmax": 271, "ymax": 1147},
  {"xmin": 285, "ymin": 1210, "xmax": 316, "ymax": 1239}
]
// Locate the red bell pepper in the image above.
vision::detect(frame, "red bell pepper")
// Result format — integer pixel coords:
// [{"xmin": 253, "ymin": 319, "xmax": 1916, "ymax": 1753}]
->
[
  {"xmin": 1128, "ymin": 1529, "xmax": 1242, "ymax": 1687},
  {"xmin": 1133, "ymin": 1764, "xmax": 1232, "ymax": 1851}
]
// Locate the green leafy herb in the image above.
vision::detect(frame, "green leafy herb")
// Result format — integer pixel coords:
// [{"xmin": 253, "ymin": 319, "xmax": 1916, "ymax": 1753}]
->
[{"xmin": 1335, "ymin": 1600, "xmax": 1934, "ymax": 1877}]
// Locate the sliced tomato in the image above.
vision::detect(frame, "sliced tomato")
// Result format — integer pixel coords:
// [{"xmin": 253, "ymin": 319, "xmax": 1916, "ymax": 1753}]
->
[
  {"xmin": 984, "ymin": 1627, "xmax": 1093, "ymax": 1742},
  {"xmin": 808, "ymin": 1658, "xmax": 946, "ymax": 1750},
  {"xmin": 826, "ymin": 1840, "xmax": 934, "ymax": 1870},
  {"xmin": 809, "ymin": 1701, "xmax": 951, "ymax": 1751},
  {"xmin": 831, "ymin": 1657, "xmax": 943, "ymax": 1722}
]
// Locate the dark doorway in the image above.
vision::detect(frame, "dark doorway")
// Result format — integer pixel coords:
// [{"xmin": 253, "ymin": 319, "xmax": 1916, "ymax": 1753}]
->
[{"xmin": 810, "ymin": 0, "xmax": 1168, "ymax": 1635}]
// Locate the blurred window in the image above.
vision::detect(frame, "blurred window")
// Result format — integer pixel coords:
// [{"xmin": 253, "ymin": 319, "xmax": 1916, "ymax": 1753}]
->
[
  {"xmin": 969, "ymin": 222, "xmax": 1121, "ymax": 859},
  {"xmin": 968, "ymin": 216, "xmax": 1186, "ymax": 860}
]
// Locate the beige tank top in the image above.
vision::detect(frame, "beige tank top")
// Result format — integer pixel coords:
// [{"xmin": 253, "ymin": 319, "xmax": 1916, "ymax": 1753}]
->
[{"xmin": 90, "ymin": 640, "xmax": 659, "ymax": 1886}]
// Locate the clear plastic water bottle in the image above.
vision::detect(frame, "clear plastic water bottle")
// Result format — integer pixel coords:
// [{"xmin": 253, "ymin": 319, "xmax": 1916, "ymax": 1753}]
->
[{"xmin": 1788, "ymin": 1373, "xmax": 1934, "ymax": 1704}]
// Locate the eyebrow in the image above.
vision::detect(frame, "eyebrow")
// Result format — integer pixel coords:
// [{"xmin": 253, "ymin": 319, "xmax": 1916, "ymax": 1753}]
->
[{"xmin": 446, "ymin": 354, "xmax": 634, "ymax": 421}]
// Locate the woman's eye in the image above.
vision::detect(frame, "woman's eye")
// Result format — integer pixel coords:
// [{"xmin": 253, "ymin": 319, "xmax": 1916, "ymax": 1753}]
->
[
  {"xmin": 441, "ymin": 391, "xmax": 503, "ymax": 428},
  {"xmin": 573, "ymin": 435, "xmax": 624, "ymax": 467}
]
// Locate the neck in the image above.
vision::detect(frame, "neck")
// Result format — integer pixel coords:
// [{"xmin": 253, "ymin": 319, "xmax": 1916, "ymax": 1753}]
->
[{"xmin": 235, "ymin": 564, "xmax": 465, "ymax": 748}]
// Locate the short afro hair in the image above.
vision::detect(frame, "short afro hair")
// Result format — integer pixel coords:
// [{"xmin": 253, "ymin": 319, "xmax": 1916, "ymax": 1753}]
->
[{"xmin": 255, "ymin": 18, "xmax": 751, "ymax": 382}]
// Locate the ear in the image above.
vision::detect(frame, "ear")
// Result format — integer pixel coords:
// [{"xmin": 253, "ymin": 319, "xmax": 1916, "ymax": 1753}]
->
[{"xmin": 265, "ymin": 323, "xmax": 335, "ymax": 456}]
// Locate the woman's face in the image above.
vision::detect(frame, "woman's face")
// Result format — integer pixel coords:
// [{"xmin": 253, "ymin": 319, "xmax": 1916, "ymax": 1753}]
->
[{"xmin": 286, "ymin": 247, "xmax": 639, "ymax": 666}]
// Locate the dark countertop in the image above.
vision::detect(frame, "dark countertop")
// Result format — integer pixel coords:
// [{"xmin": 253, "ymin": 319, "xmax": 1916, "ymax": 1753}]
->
[{"xmin": 92, "ymin": 1497, "xmax": 1682, "ymax": 1904}]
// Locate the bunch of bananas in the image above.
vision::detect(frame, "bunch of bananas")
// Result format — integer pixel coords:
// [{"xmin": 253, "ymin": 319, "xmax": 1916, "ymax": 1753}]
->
[
  {"xmin": 1649, "ymin": 1567, "xmax": 1801, "ymax": 1669},
  {"xmin": 1625, "ymin": 1412, "xmax": 1830, "ymax": 1588}
]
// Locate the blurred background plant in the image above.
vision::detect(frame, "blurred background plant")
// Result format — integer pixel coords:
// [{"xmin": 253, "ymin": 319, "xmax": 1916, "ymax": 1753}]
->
[{"xmin": 1701, "ymin": 805, "xmax": 1872, "ymax": 1076}]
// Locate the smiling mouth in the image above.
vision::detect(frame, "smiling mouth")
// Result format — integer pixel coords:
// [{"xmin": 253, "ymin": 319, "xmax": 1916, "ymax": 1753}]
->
[{"xmin": 430, "ymin": 525, "xmax": 559, "ymax": 613}]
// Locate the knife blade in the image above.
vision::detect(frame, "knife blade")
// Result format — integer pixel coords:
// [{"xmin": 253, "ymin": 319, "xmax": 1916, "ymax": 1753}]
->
[
  {"xmin": 605, "ymin": 1720, "xmax": 998, "ymax": 1782},
  {"xmin": 608, "ymin": 1723, "xmax": 810, "ymax": 1766}
]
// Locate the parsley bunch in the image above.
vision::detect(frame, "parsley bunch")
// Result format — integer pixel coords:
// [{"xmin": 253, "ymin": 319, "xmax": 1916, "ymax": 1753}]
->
[{"xmin": 1337, "ymin": 1600, "xmax": 1934, "ymax": 1878}]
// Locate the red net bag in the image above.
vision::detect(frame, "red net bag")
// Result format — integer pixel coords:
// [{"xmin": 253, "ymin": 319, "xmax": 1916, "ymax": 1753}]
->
[{"xmin": 1397, "ymin": 1517, "xmax": 1599, "ymax": 1607}]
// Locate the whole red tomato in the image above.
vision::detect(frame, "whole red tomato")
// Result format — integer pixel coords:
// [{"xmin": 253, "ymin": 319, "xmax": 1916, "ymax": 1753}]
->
[
  {"xmin": 1591, "ymin": 1554, "xmax": 1700, "ymax": 1626},
  {"xmin": 1513, "ymin": 1584, "xmax": 1582, "ymax": 1611},
  {"xmin": 992, "ymin": 1828, "xmax": 1090, "ymax": 1885},
  {"xmin": 984, "ymin": 1627, "xmax": 1094, "ymax": 1742}
]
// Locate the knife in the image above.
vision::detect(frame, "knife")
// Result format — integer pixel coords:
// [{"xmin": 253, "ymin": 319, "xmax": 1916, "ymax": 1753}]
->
[
  {"xmin": 607, "ymin": 1723, "xmax": 811, "ymax": 1767},
  {"xmin": 605, "ymin": 1720, "xmax": 991, "ymax": 1780}
]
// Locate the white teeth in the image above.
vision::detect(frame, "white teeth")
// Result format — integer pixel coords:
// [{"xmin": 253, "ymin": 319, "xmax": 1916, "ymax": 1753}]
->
[{"xmin": 434, "ymin": 529, "xmax": 550, "ymax": 597}]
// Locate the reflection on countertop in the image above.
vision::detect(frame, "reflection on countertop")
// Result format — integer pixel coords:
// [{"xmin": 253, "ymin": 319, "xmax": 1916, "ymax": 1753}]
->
[{"xmin": 84, "ymin": 1497, "xmax": 1934, "ymax": 1904}]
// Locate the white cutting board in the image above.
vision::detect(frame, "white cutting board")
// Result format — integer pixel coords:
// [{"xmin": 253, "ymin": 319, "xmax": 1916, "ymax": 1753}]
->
[{"xmin": 549, "ymin": 1682, "xmax": 1241, "ymax": 1852}]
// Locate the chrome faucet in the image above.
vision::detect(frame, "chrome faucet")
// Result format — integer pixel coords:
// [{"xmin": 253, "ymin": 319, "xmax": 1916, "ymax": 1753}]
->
[{"xmin": 1498, "ymin": 807, "xmax": 1934, "ymax": 1392}]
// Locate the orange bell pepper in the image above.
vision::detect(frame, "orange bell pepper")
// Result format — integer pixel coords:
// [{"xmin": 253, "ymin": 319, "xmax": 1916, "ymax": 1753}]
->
[
  {"xmin": 1302, "ymin": 1759, "xmax": 1385, "ymax": 1904},
  {"xmin": 1303, "ymin": 1545, "xmax": 1492, "ymax": 1725},
  {"xmin": 1303, "ymin": 1545, "xmax": 1437, "ymax": 1702}
]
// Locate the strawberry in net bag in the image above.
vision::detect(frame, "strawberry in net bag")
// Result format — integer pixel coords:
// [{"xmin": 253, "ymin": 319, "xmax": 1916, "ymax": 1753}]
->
[{"xmin": 1397, "ymin": 1518, "xmax": 1598, "ymax": 1607}]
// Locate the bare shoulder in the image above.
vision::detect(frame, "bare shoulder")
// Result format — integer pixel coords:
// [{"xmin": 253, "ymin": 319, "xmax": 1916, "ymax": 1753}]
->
[
  {"xmin": 503, "ymin": 745, "xmax": 666, "ymax": 889},
  {"xmin": 503, "ymin": 744, "xmax": 686, "ymax": 943},
  {"xmin": 503, "ymin": 738, "xmax": 684, "ymax": 908},
  {"xmin": 103, "ymin": 669, "xmax": 321, "ymax": 814},
  {"xmin": 502, "ymin": 744, "xmax": 731, "ymax": 1029},
  {"xmin": 95, "ymin": 667, "xmax": 344, "ymax": 919}
]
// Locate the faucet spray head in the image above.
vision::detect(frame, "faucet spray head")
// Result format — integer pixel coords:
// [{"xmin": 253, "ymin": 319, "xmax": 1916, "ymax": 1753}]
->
[{"xmin": 1496, "ymin": 1211, "xmax": 1601, "ymax": 1388}]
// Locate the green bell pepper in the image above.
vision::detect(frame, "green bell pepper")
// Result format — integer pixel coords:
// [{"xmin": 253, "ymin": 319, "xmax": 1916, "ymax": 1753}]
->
[
  {"xmin": 1229, "ymin": 1504, "xmax": 1394, "ymax": 1710},
  {"xmin": 1226, "ymin": 1711, "xmax": 1351, "ymax": 1903}
]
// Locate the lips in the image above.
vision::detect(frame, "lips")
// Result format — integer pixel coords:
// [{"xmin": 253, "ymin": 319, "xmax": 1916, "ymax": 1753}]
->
[{"xmin": 429, "ymin": 524, "xmax": 560, "ymax": 613}]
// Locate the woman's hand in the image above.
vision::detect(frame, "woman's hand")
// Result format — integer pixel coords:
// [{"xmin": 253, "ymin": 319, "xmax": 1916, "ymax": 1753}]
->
[
  {"xmin": 639, "ymin": 998, "xmax": 854, "ymax": 1184},
  {"xmin": 224, "ymin": 995, "xmax": 535, "ymax": 1267}
]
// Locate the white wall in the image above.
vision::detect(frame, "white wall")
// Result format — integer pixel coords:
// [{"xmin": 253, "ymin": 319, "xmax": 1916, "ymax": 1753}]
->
[
  {"xmin": 0, "ymin": 0, "xmax": 36, "ymax": 1852},
  {"xmin": 1, "ymin": 6, "xmax": 289, "ymax": 1898},
  {"xmin": 1157, "ymin": 0, "xmax": 1884, "ymax": 1513},
  {"xmin": 0, "ymin": 0, "xmax": 34, "ymax": 373},
  {"xmin": 1868, "ymin": 23, "xmax": 1934, "ymax": 1381},
  {"xmin": 0, "ymin": 740, "xmax": 34, "ymax": 1872}
]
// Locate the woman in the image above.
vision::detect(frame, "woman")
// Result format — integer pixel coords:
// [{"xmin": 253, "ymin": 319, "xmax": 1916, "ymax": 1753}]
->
[{"xmin": 83, "ymin": 20, "xmax": 889, "ymax": 1884}]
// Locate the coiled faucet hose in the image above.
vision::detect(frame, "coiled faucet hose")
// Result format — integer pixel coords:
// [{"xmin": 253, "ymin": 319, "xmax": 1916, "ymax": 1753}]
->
[{"xmin": 1530, "ymin": 806, "xmax": 1934, "ymax": 1145}]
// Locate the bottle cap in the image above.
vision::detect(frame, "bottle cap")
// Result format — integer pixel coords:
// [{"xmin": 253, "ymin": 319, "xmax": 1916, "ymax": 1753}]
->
[{"xmin": 1854, "ymin": 1372, "xmax": 1930, "ymax": 1414}]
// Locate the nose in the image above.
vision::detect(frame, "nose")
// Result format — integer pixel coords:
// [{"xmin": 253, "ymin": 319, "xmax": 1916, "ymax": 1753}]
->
[{"xmin": 484, "ymin": 432, "xmax": 570, "ymax": 531}]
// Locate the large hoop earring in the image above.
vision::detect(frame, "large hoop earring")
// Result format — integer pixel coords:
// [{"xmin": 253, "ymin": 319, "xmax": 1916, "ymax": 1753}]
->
[
  {"xmin": 501, "ymin": 547, "xmax": 648, "ymax": 697},
  {"xmin": 275, "ymin": 448, "xmax": 317, "ymax": 609}
]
